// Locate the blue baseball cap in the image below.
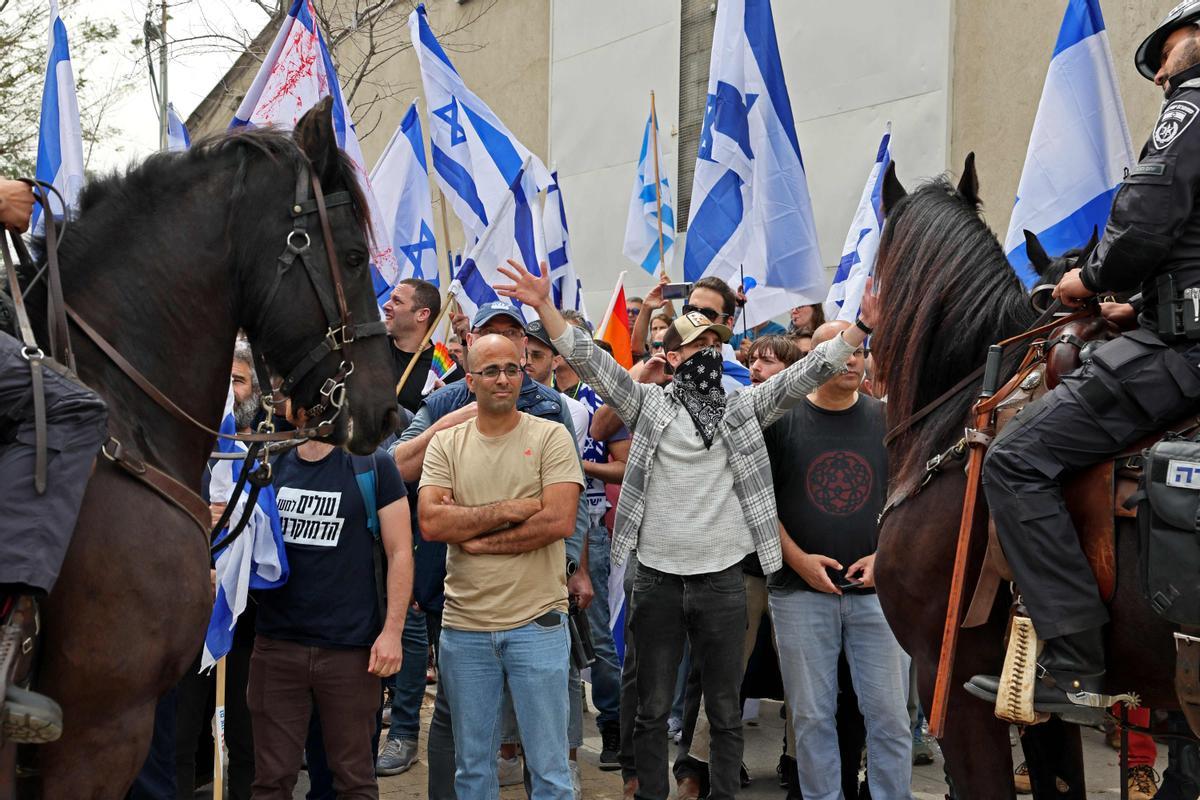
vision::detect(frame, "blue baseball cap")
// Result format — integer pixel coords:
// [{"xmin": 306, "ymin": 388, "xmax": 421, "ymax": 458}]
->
[{"xmin": 471, "ymin": 300, "xmax": 527, "ymax": 331}]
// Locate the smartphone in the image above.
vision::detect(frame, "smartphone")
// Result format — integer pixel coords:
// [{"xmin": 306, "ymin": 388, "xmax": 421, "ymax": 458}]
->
[
  {"xmin": 661, "ymin": 282, "xmax": 693, "ymax": 300},
  {"xmin": 837, "ymin": 578, "xmax": 864, "ymax": 591}
]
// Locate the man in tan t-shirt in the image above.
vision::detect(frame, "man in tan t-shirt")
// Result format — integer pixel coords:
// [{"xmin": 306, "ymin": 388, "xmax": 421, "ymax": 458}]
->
[{"xmin": 419, "ymin": 334, "xmax": 584, "ymax": 800}]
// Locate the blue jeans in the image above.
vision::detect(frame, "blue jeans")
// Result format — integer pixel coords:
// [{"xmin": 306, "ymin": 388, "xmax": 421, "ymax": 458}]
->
[
  {"xmin": 440, "ymin": 615, "xmax": 572, "ymax": 800},
  {"xmin": 769, "ymin": 590, "xmax": 913, "ymax": 800},
  {"xmin": 584, "ymin": 522, "xmax": 621, "ymax": 727},
  {"xmin": 388, "ymin": 605, "xmax": 429, "ymax": 742}
]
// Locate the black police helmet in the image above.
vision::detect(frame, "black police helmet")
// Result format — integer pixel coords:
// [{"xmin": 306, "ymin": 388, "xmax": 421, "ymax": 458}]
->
[{"xmin": 1136, "ymin": 0, "xmax": 1200, "ymax": 80}]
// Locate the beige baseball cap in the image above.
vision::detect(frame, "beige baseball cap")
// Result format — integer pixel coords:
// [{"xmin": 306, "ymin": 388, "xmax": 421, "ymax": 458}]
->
[{"xmin": 668, "ymin": 310, "xmax": 733, "ymax": 347}]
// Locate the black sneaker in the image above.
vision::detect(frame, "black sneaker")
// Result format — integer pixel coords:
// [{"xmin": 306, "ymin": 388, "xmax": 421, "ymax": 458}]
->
[{"xmin": 599, "ymin": 722, "xmax": 621, "ymax": 771}]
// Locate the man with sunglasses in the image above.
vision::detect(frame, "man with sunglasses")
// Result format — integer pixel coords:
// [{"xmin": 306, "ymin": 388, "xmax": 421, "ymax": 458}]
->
[
  {"xmin": 496, "ymin": 259, "xmax": 877, "ymax": 800},
  {"xmin": 419, "ymin": 333, "xmax": 585, "ymax": 799}
]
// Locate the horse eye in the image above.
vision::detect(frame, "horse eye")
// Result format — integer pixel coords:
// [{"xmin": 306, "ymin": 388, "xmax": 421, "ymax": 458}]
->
[{"xmin": 345, "ymin": 251, "xmax": 365, "ymax": 268}]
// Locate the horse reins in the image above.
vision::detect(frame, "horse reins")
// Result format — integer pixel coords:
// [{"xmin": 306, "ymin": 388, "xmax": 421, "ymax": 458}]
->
[{"xmin": 4, "ymin": 164, "xmax": 385, "ymax": 557}]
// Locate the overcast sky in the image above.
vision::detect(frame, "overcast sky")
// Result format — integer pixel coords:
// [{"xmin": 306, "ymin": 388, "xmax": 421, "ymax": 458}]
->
[{"xmin": 73, "ymin": 0, "xmax": 270, "ymax": 172}]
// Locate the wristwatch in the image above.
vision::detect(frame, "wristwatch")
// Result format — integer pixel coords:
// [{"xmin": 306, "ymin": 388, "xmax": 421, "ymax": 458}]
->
[{"xmin": 855, "ymin": 319, "xmax": 873, "ymax": 336}]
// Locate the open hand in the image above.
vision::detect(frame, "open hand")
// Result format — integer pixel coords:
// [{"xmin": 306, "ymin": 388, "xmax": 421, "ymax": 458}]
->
[
  {"xmin": 859, "ymin": 277, "xmax": 880, "ymax": 330},
  {"xmin": 496, "ymin": 259, "xmax": 552, "ymax": 309}
]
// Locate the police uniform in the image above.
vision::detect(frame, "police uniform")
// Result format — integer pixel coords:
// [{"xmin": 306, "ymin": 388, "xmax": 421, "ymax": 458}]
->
[{"xmin": 969, "ymin": 3, "xmax": 1200, "ymax": 711}]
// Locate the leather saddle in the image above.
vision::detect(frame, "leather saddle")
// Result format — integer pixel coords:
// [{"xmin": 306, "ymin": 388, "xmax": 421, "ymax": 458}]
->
[{"xmin": 962, "ymin": 315, "xmax": 1188, "ymax": 628}]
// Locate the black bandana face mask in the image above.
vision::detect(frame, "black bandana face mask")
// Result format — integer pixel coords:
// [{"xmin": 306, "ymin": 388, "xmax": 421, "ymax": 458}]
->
[{"xmin": 672, "ymin": 346, "xmax": 726, "ymax": 448}]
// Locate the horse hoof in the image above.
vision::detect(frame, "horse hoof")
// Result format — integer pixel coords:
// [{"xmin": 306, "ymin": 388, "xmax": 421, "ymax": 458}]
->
[{"xmin": 1, "ymin": 685, "xmax": 63, "ymax": 744}]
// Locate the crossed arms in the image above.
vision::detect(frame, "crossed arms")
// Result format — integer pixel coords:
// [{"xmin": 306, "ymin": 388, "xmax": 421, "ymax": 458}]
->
[{"xmin": 417, "ymin": 482, "xmax": 582, "ymax": 555}]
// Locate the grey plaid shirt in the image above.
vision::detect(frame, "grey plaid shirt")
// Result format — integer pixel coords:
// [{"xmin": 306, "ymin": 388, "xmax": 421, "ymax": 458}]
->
[{"xmin": 551, "ymin": 325, "xmax": 856, "ymax": 574}]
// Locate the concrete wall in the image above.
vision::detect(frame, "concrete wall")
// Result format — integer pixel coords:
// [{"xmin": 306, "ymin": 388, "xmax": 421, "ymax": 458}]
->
[
  {"xmin": 549, "ymin": 0, "xmax": 954, "ymax": 317},
  {"xmin": 949, "ymin": 0, "xmax": 1166, "ymax": 243}
]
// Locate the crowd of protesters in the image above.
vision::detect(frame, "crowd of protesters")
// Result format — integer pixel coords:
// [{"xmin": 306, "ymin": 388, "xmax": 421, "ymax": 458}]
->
[{"xmin": 115, "ymin": 254, "xmax": 1180, "ymax": 800}]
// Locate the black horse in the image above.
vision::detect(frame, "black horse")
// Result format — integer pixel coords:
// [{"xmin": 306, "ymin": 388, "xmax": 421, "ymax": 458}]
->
[{"xmin": 4, "ymin": 97, "xmax": 398, "ymax": 798}]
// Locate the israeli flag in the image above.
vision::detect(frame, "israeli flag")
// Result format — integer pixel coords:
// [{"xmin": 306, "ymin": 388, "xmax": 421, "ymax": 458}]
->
[
  {"xmin": 824, "ymin": 125, "xmax": 892, "ymax": 323},
  {"xmin": 622, "ymin": 109, "xmax": 675, "ymax": 275},
  {"xmin": 371, "ymin": 101, "xmax": 439, "ymax": 295},
  {"xmin": 408, "ymin": 4, "xmax": 552, "ymax": 244},
  {"xmin": 231, "ymin": 0, "xmax": 400, "ymax": 297},
  {"xmin": 1003, "ymin": 0, "xmax": 1134, "ymax": 287},
  {"xmin": 450, "ymin": 163, "xmax": 541, "ymax": 321},
  {"xmin": 31, "ymin": 0, "xmax": 85, "ymax": 233},
  {"xmin": 609, "ymin": 559, "xmax": 628, "ymax": 663},
  {"xmin": 683, "ymin": 0, "xmax": 824, "ymax": 328},
  {"xmin": 545, "ymin": 171, "xmax": 589, "ymax": 321},
  {"xmin": 166, "ymin": 102, "xmax": 191, "ymax": 152},
  {"xmin": 202, "ymin": 389, "xmax": 288, "ymax": 670}
]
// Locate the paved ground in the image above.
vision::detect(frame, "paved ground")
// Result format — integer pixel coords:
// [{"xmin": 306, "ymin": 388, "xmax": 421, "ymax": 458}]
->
[{"xmin": 266, "ymin": 687, "xmax": 1166, "ymax": 799}]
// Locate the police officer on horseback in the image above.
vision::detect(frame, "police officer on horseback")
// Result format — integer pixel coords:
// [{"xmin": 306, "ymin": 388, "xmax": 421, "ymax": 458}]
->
[
  {"xmin": 968, "ymin": 0, "xmax": 1200, "ymax": 714},
  {"xmin": 0, "ymin": 178, "xmax": 108, "ymax": 745}
]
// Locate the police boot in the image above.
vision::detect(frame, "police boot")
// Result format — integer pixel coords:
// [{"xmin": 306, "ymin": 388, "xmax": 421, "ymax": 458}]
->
[
  {"xmin": 0, "ymin": 596, "xmax": 62, "ymax": 745},
  {"xmin": 966, "ymin": 627, "xmax": 1133, "ymax": 716}
]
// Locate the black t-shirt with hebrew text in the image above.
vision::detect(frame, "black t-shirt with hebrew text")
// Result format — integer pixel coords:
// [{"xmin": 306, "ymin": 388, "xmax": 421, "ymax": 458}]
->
[
  {"xmin": 255, "ymin": 446, "xmax": 405, "ymax": 649},
  {"xmin": 764, "ymin": 395, "xmax": 887, "ymax": 593}
]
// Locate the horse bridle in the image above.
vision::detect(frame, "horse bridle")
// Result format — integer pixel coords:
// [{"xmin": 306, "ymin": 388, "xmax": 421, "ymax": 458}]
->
[{"xmin": 3, "ymin": 164, "xmax": 386, "ymax": 552}]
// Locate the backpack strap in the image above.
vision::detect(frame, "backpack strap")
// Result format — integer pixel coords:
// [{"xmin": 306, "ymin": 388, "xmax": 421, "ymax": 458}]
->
[{"xmin": 351, "ymin": 453, "xmax": 380, "ymax": 540}]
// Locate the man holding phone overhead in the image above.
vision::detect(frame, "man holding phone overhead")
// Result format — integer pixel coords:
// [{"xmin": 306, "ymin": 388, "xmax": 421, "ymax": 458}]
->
[{"xmin": 763, "ymin": 321, "xmax": 912, "ymax": 800}]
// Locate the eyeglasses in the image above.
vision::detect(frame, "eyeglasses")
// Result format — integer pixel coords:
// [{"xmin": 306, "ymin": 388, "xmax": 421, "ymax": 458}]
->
[
  {"xmin": 681, "ymin": 304, "xmax": 722, "ymax": 322},
  {"xmin": 651, "ymin": 341, "xmax": 664, "ymax": 349},
  {"xmin": 469, "ymin": 364, "xmax": 522, "ymax": 380}
]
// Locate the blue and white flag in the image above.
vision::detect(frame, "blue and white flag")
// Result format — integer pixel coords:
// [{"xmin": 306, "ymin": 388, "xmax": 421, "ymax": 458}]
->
[
  {"xmin": 231, "ymin": 0, "xmax": 400, "ymax": 296},
  {"xmin": 824, "ymin": 124, "xmax": 892, "ymax": 323},
  {"xmin": 371, "ymin": 101, "xmax": 439, "ymax": 295},
  {"xmin": 623, "ymin": 107, "xmax": 675, "ymax": 275},
  {"xmin": 408, "ymin": 4, "xmax": 552, "ymax": 244},
  {"xmin": 545, "ymin": 171, "xmax": 589, "ymax": 321},
  {"xmin": 202, "ymin": 388, "xmax": 288, "ymax": 670},
  {"xmin": 449, "ymin": 163, "xmax": 541, "ymax": 321},
  {"xmin": 31, "ymin": 0, "xmax": 85, "ymax": 233},
  {"xmin": 683, "ymin": 0, "xmax": 824, "ymax": 328},
  {"xmin": 166, "ymin": 102, "xmax": 191, "ymax": 151},
  {"xmin": 1003, "ymin": 0, "xmax": 1134, "ymax": 286}
]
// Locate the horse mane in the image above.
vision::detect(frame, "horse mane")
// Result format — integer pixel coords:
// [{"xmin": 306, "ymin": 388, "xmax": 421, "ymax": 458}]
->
[
  {"xmin": 76, "ymin": 126, "xmax": 370, "ymax": 232},
  {"xmin": 872, "ymin": 176, "xmax": 1036, "ymax": 497}
]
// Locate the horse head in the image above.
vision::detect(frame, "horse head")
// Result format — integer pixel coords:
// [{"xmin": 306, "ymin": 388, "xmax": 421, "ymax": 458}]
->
[
  {"xmin": 231, "ymin": 98, "xmax": 398, "ymax": 454},
  {"xmin": 1026, "ymin": 227, "xmax": 1100, "ymax": 312},
  {"xmin": 872, "ymin": 153, "xmax": 1036, "ymax": 494}
]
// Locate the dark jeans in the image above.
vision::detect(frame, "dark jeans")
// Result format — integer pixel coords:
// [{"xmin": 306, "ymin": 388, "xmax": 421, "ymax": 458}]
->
[
  {"xmin": 388, "ymin": 605, "xmax": 429, "ymax": 742},
  {"xmin": 427, "ymin": 637, "xmax": 457, "ymax": 800},
  {"xmin": 630, "ymin": 563, "xmax": 746, "ymax": 800},
  {"xmin": 619, "ymin": 552, "xmax": 639, "ymax": 782},
  {"xmin": 246, "ymin": 636, "xmax": 380, "ymax": 800}
]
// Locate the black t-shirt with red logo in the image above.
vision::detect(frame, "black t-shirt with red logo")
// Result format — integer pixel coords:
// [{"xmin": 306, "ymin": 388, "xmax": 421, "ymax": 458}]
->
[{"xmin": 763, "ymin": 395, "xmax": 887, "ymax": 593}]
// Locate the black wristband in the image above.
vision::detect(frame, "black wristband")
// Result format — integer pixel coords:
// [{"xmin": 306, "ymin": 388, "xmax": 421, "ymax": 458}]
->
[{"xmin": 855, "ymin": 318, "xmax": 873, "ymax": 336}]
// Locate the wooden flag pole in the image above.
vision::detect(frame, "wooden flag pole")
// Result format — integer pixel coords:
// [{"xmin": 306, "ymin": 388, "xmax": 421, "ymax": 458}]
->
[
  {"xmin": 649, "ymin": 91, "xmax": 669, "ymax": 281},
  {"xmin": 437, "ymin": 188, "xmax": 454, "ymax": 291},
  {"xmin": 212, "ymin": 657, "xmax": 227, "ymax": 799},
  {"xmin": 396, "ymin": 296, "xmax": 456, "ymax": 398}
]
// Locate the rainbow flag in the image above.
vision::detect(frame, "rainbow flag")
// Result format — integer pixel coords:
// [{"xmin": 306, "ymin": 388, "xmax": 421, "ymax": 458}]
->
[{"xmin": 431, "ymin": 342, "xmax": 458, "ymax": 381}]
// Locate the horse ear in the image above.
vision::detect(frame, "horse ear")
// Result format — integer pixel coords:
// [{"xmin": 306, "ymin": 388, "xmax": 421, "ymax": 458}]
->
[
  {"xmin": 294, "ymin": 96, "xmax": 341, "ymax": 187},
  {"xmin": 957, "ymin": 152, "xmax": 981, "ymax": 208},
  {"xmin": 881, "ymin": 161, "xmax": 907, "ymax": 217},
  {"xmin": 1023, "ymin": 229, "xmax": 1052, "ymax": 276}
]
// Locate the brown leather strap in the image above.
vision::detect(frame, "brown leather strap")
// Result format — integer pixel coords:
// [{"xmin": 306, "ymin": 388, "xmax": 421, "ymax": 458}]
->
[
  {"xmin": 32, "ymin": 184, "xmax": 74, "ymax": 373},
  {"xmin": 63, "ymin": 304, "xmax": 315, "ymax": 444},
  {"xmin": 2, "ymin": 231, "xmax": 49, "ymax": 494},
  {"xmin": 101, "ymin": 438, "xmax": 209, "ymax": 534}
]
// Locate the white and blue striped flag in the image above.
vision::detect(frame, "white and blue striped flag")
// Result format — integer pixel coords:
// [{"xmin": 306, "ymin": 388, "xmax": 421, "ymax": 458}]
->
[
  {"xmin": 202, "ymin": 389, "xmax": 288, "ymax": 670},
  {"xmin": 545, "ymin": 171, "xmax": 589, "ymax": 321},
  {"xmin": 166, "ymin": 102, "xmax": 191, "ymax": 152},
  {"xmin": 824, "ymin": 124, "xmax": 892, "ymax": 323},
  {"xmin": 31, "ymin": 0, "xmax": 85, "ymax": 234},
  {"xmin": 371, "ymin": 101, "xmax": 439, "ymax": 294},
  {"xmin": 408, "ymin": 3, "xmax": 552, "ymax": 245},
  {"xmin": 449, "ymin": 162, "xmax": 541, "ymax": 322},
  {"xmin": 683, "ymin": 0, "xmax": 824, "ymax": 328},
  {"xmin": 1003, "ymin": 0, "xmax": 1134, "ymax": 287},
  {"xmin": 623, "ymin": 106, "xmax": 675, "ymax": 276},
  {"xmin": 231, "ymin": 0, "xmax": 400, "ymax": 300}
]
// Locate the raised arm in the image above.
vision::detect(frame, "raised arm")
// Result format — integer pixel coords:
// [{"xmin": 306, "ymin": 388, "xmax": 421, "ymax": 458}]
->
[
  {"xmin": 631, "ymin": 275, "xmax": 669, "ymax": 355},
  {"xmin": 417, "ymin": 485, "xmax": 541, "ymax": 543},
  {"xmin": 496, "ymin": 259, "xmax": 650, "ymax": 428},
  {"xmin": 460, "ymin": 482, "xmax": 582, "ymax": 555}
]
